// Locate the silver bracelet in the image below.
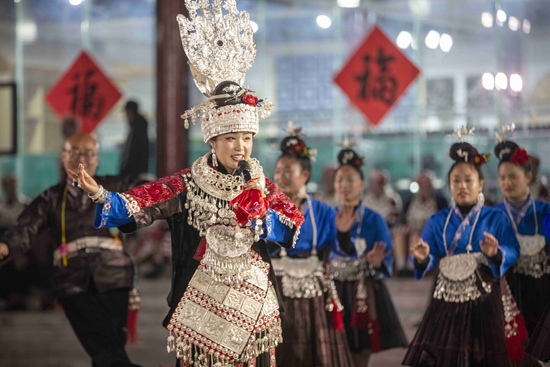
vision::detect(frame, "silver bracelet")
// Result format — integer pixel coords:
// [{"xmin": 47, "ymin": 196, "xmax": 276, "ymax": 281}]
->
[{"xmin": 88, "ymin": 185, "xmax": 107, "ymax": 204}]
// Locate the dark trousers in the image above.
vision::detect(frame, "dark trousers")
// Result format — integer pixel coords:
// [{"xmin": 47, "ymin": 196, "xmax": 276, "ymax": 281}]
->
[{"xmin": 59, "ymin": 286, "xmax": 140, "ymax": 367}]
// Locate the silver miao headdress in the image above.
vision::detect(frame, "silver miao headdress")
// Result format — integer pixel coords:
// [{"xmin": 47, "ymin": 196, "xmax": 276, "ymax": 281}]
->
[
  {"xmin": 495, "ymin": 123, "xmax": 516, "ymax": 143},
  {"xmin": 177, "ymin": 0, "xmax": 274, "ymax": 142}
]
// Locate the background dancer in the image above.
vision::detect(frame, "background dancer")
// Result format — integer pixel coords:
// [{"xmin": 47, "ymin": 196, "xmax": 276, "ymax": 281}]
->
[
  {"xmin": 494, "ymin": 128, "xmax": 550, "ymax": 339},
  {"xmin": 270, "ymin": 125, "xmax": 355, "ymax": 367},
  {"xmin": 329, "ymin": 143, "xmax": 407, "ymax": 367},
  {"xmin": 402, "ymin": 127, "xmax": 533, "ymax": 367}
]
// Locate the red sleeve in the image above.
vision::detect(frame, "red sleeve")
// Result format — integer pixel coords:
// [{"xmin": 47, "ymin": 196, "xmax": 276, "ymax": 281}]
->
[
  {"xmin": 264, "ymin": 177, "xmax": 305, "ymax": 228},
  {"xmin": 120, "ymin": 168, "xmax": 189, "ymax": 215}
]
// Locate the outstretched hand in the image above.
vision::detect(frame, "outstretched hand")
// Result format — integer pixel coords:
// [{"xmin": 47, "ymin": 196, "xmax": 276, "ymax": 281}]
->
[
  {"xmin": 410, "ymin": 238, "xmax": 430, "ymax": 262},
  {"xmin": 336, "ymin": 205, "xmax": 356, "ymax": 233},
  {"xmin": 480, "ymin": 232, "xmax": 499, "ymax": 257},
  {"xmin": 366, "ymin": 241, "xmax": 387, "ymax": 268},
  {"xmin": 0, "ymin": 242, "xmax": 9, "ymax": 261},
  {"xmin": 66, "ymin": 163, "xmax": 99, "ymax": 195}
]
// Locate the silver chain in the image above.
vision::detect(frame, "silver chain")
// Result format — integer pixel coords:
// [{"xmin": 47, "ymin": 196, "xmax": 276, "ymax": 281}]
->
[
  {"xmin": 442, "ymin": 203, "xmax": 482, "ymax": 255},
  {"xmin": 305, "ymin": 194, "xmax": 318, "ymax": 255}
]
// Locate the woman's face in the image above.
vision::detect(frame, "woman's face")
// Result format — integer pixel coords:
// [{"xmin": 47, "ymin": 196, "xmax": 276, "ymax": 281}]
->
[
  {"xmin": 334, "ymin": 166, "xmax": 364, "ymax": 205},
  {"xmin": 499, "ymin": 162, "xmax": 532, "ymax": 201},
  {"xmin": 274, "ymin": 156, "xmax": 309, "ymax": 197},
  {"xmin": 449, "ymin": 163, "xmax": 484, "ymax": 206},
  {"xmin": 209, "ymin": 132, "xmax": 253, "ymax": 172}
]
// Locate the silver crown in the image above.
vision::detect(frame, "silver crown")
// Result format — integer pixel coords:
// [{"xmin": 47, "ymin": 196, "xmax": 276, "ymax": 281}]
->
[
  {"xmin": 177, "ymin": 0, "xmax": 256, "ymax": 97},
  {"xmin": 177, "ymin": 0, "xmax": 274, "ymax": 142},
  {"xmin": 495, "ymin": 123, "xmax": 516, "ymax": 143},
  {"xmin": 450, "ymin": 125, "xmax": 475, "ymax": 143},
  {"xmin": 338, "ymin": 136, "xmax": 357, "ymax": 149}
]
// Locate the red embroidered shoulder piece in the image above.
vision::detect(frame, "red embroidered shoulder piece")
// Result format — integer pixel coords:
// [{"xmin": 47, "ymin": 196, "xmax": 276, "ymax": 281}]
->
[
  {"xmin": 265, "ymin": 177, "xmax": 305, "ymax": 229},
  {"xmin": 121, "ymin": 168, "xmax": 190, "ymax": 211}
]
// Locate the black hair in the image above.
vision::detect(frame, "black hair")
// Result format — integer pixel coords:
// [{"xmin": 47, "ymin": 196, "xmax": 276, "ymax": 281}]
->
[
  {"xmin": 277, "ymin": 133, "xmax": 312, "ymax": 182},
  {"xmin": 447, "ymin": 142, "xmax": 485, "ymax": 182},
  {"xmin": 212, "ymin": 81, "xmax": 246, "ymax": 108},
  {"xmin": 494, "ymin": 141, "xmax": 532, "ymax": 174},
  {"xmin": 336, "ymin": 148, "xmax": 364, "ymax": 180}
]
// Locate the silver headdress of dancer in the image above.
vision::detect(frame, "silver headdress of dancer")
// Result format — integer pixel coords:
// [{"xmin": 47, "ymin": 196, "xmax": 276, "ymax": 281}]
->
[{"xmin": 177, "ymin": 0, "xmax": 273, "ymax": 142}]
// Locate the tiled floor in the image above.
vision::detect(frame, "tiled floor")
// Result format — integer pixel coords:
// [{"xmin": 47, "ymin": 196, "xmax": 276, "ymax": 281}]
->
[{"xmin": 0, "ymin": 272, "xmax": 434, "ymax": 367}]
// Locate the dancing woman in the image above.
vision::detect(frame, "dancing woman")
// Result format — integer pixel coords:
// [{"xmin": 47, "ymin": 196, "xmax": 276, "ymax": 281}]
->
[
  {"xmin": 270, "ymin": 125, "xmax": 355, "ymax": 367},
  {"xmin": 493, "ymin": 129, "xmax": 550, "ymax": 338},
  {"xmin": 328, "ymin": 144, "xmax": 407, "ymax": 367},
  {"xmin": 71, "ymin": 1, "xmax": 305, "ymax": 365},
  {"xmin": 402, "ymin": 128, "xmax": 529, "ymax": 367}
]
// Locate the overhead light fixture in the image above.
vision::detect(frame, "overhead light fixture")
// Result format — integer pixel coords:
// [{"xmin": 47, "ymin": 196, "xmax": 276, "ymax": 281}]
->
[
  {"xmin": 337, "ymin": 0, "xmax": 360, "ymax": 8},
  {"xmin": 481, "ymin": 12, "xmax": 493, "ymax": 28},
  {"xmin": 508, "ymin": 16, "xmax": 519, "ymax": 31},
  {"xmin": 496, "ymin": 10, "xmax": 506, "ymax": 26},
  {"xmin": 396, "ymin": 31, "xmax": 412, "ymax": 50},
  {"xmin": 70, "ymin": 0, "xmax": 83, "ymax": 4},
  {"xmin": 439, "ymin": 33, "xmax": 453, "ymax": 52},
  {"xmin": 482, "ymin": 73, "xmax": 494, "ymax": 90},
  {"xmin": 523, "ymin": 19, "xmax": 531, "ymax": 34},
  {"xmin": 425, "ymin": 30, "xmax": 440, "ymax": 50},
  {"xmin": 495, "ymin": 72, "xmax": 508, "ymax": 90},
  {"xmin": 510, "ymin": 74, "xmax": 523, "ymax": 92},
  {"xmin": 17, "ymin": 21, "xmax": 37, "ymax": 43},
  {"xmin": 316, "ymin": 15, "xmax": 332, "ymax": 29},
  {"xmin": 250, "ymin": 21, "xmax": 258, "ymax": 33}
]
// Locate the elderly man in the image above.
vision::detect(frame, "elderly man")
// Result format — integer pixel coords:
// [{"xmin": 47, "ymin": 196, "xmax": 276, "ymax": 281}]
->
[{"xmin": 0, "ymin": 134, "xmax": 140, "ymax": 367}]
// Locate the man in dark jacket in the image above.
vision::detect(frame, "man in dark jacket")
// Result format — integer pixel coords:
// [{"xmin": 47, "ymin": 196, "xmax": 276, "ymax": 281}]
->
[
  {"xmin": 0, "ymin": 134, "xmax": 140, "ymax": 367},
  {"xmin": 119, "ymin": 100, "xmax": 149, "ymax": 181}
]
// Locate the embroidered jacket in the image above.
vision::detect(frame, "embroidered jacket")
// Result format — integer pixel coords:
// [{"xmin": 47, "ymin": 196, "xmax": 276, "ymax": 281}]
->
[
  {"xmin": 94, "ymin": 162, "xmax": 303, "ymax": 326},
  {"xmin": 413, "ymin": 206, "xmax": 520, "ymax": 280}
]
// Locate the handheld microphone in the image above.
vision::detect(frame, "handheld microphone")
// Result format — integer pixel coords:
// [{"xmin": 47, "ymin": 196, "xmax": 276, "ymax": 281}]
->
[{"xmin": 237, "ymin": 160, "xmax": 252, "ymax": 184}]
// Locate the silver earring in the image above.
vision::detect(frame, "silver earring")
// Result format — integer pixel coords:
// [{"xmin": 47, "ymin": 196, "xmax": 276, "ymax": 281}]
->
[
  {"xmin": 211, "ymin": 148, "xmax": 218, "ymax": 167},
  {"xmin": 477, "ymin": 191, "xmax": 485, "ymax": 205}
]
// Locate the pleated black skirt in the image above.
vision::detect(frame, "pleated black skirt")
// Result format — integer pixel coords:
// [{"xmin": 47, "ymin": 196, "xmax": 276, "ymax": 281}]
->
[
  {"xmin": 275, "ymin": 276, "xmax": 355, "ymax": 367},
  {"xmin": 506, "ymin": 269, "xmax": 550, "ymax": 336},
  {"xmin": 526, "ymin": 301, "xmax": 550, "ymax": 362},
  {"xmin": 335, "ymin": 276, "xmax": 408, "ymax": 353}
]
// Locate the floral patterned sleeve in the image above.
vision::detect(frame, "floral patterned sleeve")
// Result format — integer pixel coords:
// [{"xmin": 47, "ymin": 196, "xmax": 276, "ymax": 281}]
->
[
  {"xmin": 95, "ymin": 168, "xmax": 189, "ymax": 230},
  {"xmin": 262, "ymin": 178, "xmax": 304, "ymax": 248}
]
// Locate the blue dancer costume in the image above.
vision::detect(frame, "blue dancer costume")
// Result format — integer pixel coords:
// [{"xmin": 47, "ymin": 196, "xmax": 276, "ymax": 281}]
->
[
  {"xmin": 329, "ymin": 146, "xmax": 407, "ymax": 355},
  {"xmin": 402, "ymin": 135, "xmax": 535, "ymax": 367},
  {"xmin": 269, "ymin": 130, "xmax": 355, "ymax": 367}
]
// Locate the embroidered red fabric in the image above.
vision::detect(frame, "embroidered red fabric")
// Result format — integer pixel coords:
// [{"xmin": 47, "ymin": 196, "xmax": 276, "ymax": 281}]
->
[
  {"xmin": 230, "ymin": 179, "xmax": 269, "ymax": 227},
  {"xmin": 123, "ymin": 168, "xmax": 190, "ymax": 208},
  {"xmin": 264, "ymin": 178, "xmax": 305, "ymax": 228}
]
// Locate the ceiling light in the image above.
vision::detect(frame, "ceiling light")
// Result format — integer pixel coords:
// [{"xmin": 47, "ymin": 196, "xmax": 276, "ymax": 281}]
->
[
  {"xmin": 495, "ymin": 72, "xmax": 507, "ymax": 90},
  {"xmin": 482, "ymin": 73, "xmax": 494, "ymax": 90},
  {"xmin": 481, "ymin": 12, "xmax": 493, "ymax": 28},
  {"xmin": 425, "ymin": 30, "xmax": 440, "ymax": 50},
  {"xmin": 17, "ymin": 21, "xmax": 37, "ymax": 43},
  {"xmin": 316, "ymin": 15, "xmax": 332, "ymax": 29},
  {"xmin": 337, "ymin": 0, "xmax": 360, "ymax": 8},
  {"xmin": 439, "ymin": 33, "xmax": 453, "ymax": 52},
  {"xmin": 508, "ymin": 16, "xmax": 519, "ymax": 31},
  {"xmin": 250, "ymin": 21, "xmax": 258, "ymax": 33},
  {"xmin": 523, "ymin": 19, "xmax": 531, "ymax": 34},
  {"xmin": 510, "ymin": 74, "xmax": 523, "ymax": 92},
  {"xmin": 496, "ymin": 10, "xmax": 506, "ymax": 26},
  {"xmin": 70, "ymin": 0, "xmax": 83, "ymax": 5},
  {"xmin": 396, "ymin": 31, "xmax": 412, "ymax": 49}
]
